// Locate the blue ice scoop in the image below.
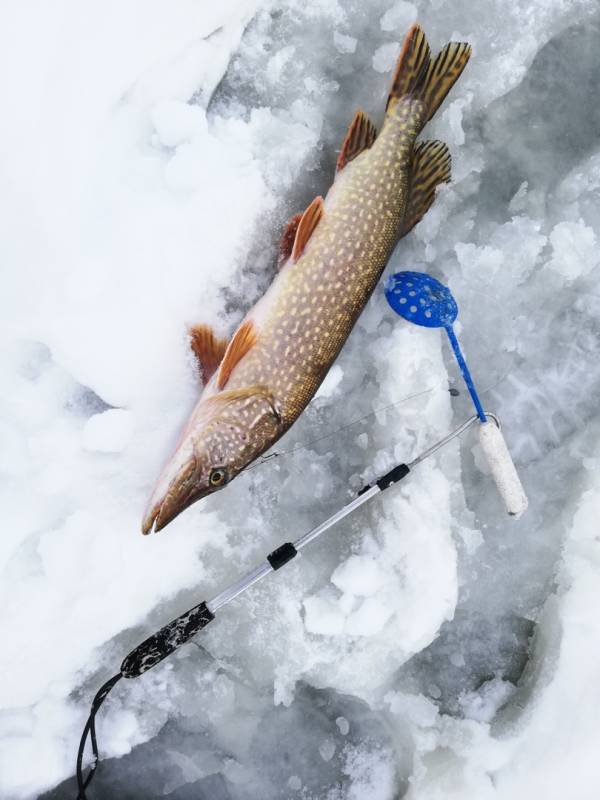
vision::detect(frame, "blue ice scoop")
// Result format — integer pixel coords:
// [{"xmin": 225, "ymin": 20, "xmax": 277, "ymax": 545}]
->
[
  {"xmin": 384, "ymin": 269, "xmax": 528, "ymax": 518},
  {"xmin": 384, "ymin": 271, "xmax": 486, "ymax": 422}
]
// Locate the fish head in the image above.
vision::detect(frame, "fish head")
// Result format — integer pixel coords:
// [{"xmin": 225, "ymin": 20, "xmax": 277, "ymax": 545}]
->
[{"xmin": 142, "ymin": 387, "xmax": 282, "ymax": 534}]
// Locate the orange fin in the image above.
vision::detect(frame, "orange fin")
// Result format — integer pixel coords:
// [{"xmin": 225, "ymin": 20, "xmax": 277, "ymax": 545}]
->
[
  {"xmin": 400, "ymin": 139, "xmax": 451, "ymax": 236},
  {"xmin": 291, "ymin": 196, "xmax": 324, "ymax": 262},
  {"xmin": 387, "ymin": 24, "xmax": 431, "ymax": 112},
  {"xmin": 189, "ymin": 324, "xmax": 228, "ymax": 384},
  {"xmin": 336, "ymin": 110, "xmax": 377, "ymax": 172},
  {"xmin": 278, "ymin": 212, "xmax": 302, "ymax": 268},
  {"xmin": 216, "ymin": 319, "xmax": 257, "ymax": 390}
]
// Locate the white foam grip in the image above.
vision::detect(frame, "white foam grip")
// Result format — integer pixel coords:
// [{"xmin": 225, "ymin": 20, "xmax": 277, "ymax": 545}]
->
[{"xmin": 478, "ymin": 421, "xmax": 528, "ymax": 518}]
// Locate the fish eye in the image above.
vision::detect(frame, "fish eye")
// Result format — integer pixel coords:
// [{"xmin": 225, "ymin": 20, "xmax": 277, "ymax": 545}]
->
[{"xmin": 208, "ymin": 468, "xmax": 227, "ymax": 488}]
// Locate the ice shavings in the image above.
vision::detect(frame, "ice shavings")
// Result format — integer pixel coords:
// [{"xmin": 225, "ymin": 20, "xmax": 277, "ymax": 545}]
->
[
  {"xmin": 546, "ymin": 219, "xmax": 600, "ymax": 281},
  {"xmin": 372, "ymin": 42, "xmax": 400, "ymax": 74},
  {"xmin": 380, "ymin": 2, "xmax": 417, "ymax": 33},
  {"xmin": 333, "ymin": 31, "xmax": 358, "ymax": 54},
  {"xmin": 3, "ymin": 0, "xmax": 600, "ymax": 797}
]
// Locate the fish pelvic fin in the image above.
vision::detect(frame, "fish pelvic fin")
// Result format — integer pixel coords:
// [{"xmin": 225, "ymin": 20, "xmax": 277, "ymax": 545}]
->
[
  {"xmin": 189, "ymin": 324, "xmax": 229, "ymax": 384},
  {"xmin": 216, "ymin": 319, "xmax": 257, "ymax": 390},
  {"xmin": 336, "ymin": 110, "xmax": 377, "ymax": 173},
  {"xmin": 207, "ymin": 383, "xmax": 282, "ymax": 423},
  {"xmin": 387, "ymin": 24, "xmax": 471, "ymax": 123},
  {"xmin": 291, "ymin": 196, "xmax": 324, "ymax": 262},
  {"xmin": 400, "ymin": 140, "xmax": 451, "ymax": 237}
]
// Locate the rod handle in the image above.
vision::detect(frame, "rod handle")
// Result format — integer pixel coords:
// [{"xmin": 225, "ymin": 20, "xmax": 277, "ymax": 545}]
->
[
  {"xmin": 478, "ymin": 421, "xmax": 528, "ymax": 518},
  {"xmin": 120, "ymin": 601, "xmax": 215, "ymax": 678}
]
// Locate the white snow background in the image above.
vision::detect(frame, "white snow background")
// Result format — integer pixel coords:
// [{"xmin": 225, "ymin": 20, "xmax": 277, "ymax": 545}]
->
[{"xmin": 1, "ymin": 0, "xmax": 600, "ymax": 798}]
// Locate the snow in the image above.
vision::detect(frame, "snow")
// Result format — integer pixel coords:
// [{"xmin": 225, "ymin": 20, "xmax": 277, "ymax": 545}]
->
[
  {"xmin": 2, "ymin": 0, "xmax": 600, "ymax": 798},
  {"xmin": 82, "ymin": 409, "xmax": 135, "ymax": 453},
  {"xmin": 380, "ymin": 2, "xmax": 418, "ymax": 33},
  {"xmin": 334, "ymin": 32, "xmax": 358, "ymax": 55},
  {"xmin": 546, "ymin": 219, "xmax": 600, "ymax": 280},
  {"xmin": 331, "ymin": 555, "xmax": 385, "ymax": 596}
]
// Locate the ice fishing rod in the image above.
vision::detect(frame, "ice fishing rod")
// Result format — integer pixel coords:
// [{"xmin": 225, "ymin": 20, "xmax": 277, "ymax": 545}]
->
[
  {"xmin": 75, "ymin": 271, "xmax": 528, "ymax": 798},
  {"xmin": 76, "ymin": 410, "xmax": 499, "ymax": 799}
]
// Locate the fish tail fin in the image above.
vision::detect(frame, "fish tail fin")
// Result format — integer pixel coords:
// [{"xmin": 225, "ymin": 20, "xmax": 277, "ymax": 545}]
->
[
  {"xmin": 387, "ymin": 25, "xmax": 471, "ymax": 123},
  {"xmin": 386, "ymin": 24, "xmax": 431, "ymax": 113}
]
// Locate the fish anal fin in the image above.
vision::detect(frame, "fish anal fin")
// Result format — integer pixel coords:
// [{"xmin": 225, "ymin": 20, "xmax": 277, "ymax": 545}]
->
[
  {"xmin": 291, "ymin": 196, "xmax": 324, "ymax": 262},
  {"xmin": 189, "ymin": 324, "xmax": 229, "ymax": 384},
  {"xmin": 336, "ymin": 110, "xmax": 377, "ymax": 173},
  {"xmin": 400, "ymin": 139, "xmax": 451, "ymax": 237},
  {"xmin": 216, "ymin": 319, "xmax": 257, "ymax": 390},
  {"xmin": 387, "ymin": 24, "xmax": 431, "ymax": 112},
  {"xmin": 278, "ymin": 212, "xmax": 302, "ymax": 268}
]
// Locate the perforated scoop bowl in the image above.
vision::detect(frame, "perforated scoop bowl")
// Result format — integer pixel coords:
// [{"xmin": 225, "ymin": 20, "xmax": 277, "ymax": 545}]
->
[
  {"xmin": 384, "ymin": 271, "xmax": 457, "ymax": 328},
  {"xmin": 385, "ymin": 270, "xmax": 486, "ymax": 423}
]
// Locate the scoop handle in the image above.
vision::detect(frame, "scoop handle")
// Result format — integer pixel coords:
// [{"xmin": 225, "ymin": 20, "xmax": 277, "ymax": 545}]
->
[
  {"xmin": 478, "ymin": 420, "xmax": 528, "ymax": 517},
  {"xmin": 120, "ymin": 601, "xmax": 215, "ymax": 678},
  {"xmin": 444, "ymin": 325, "xmax": 486, "ymax": 423}
]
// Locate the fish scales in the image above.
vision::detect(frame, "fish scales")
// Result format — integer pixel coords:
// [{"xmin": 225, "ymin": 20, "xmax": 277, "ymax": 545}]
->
[
  {"xmin": 142, "ymin": 25, "xmax": 471, "ymax": 533},
  {"xmin": 230, "ymin": 101, "xmax": 425, "ymax": 424}
]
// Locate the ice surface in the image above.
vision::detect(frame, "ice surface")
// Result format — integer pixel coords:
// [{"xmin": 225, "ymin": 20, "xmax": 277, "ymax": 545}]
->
[{"xmin": 2, "ymin": 0, "xmax": 600, "ymax": 798}]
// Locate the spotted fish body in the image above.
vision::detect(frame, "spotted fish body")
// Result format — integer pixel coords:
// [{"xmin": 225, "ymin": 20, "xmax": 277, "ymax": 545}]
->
[
  {"xmin": 143, "ymin": 25, "xmax": 471, "ymax": 534},
  {"xmin": 237, "ymin": 102, "xmax": 425, "ymax": 424}
]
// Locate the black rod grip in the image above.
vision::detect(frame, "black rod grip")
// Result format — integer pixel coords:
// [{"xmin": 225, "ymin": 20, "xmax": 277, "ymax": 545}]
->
[
  {"xmin": 376, "ymin": 462, "xmax": 410, "ymax": 490},
  {"xmin": 358, "ymin": 463, "xmax": 411, "ymax": 496},
  {"xmin": 120, "ymin": 601, "xmax": 214, "ymax": 678},
  {"xmin": 267, "ymin": 542, "xmax": 297, "ymax": 570}
]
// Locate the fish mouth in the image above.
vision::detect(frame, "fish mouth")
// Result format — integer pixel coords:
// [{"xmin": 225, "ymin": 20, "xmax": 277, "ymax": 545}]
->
[
  {"xmin": 141, "ymin": 495, "xmax": 194, "ymax": 535},
  {"xmin": 141, "ymin": 452, "xmax": 204, "ymax": 535}
]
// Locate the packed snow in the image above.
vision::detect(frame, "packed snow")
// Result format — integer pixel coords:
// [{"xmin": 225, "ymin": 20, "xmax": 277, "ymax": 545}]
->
[{"xmin": 1, "ymin": 0, "xmax": 600, "ymax": 798}]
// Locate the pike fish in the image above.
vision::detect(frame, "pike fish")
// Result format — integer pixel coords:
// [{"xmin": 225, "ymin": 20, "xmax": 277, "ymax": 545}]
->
[{"xmin": 143, "ymin": 24, "xmax": 471, "ymax": 534}]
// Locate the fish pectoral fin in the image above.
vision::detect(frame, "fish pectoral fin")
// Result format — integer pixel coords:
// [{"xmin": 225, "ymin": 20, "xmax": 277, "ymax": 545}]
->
[
  {"xmin": 400, "ymin": 139, "xmax": 451, "ymax": 237},
  {"xmin": 291, "ymin": 195, "xmax": 324, "ymax": 262},
  {"xmin": 336, "ymin": 109, "xmax": 377, "ymax": 173},
  {"xmin": 216, "ymin": 319, "xmax": 258, "ymax": 390},
  {"xmin": 208, "ymin": 384, "xmax": 282, "ymax": 425},
  {"xmin": 189, "ymin": 323, "xmax": 229, "ymax": 384},
  {"xmin": 278, "ymin": 212, "xmax": 302, "ymax": 268}
]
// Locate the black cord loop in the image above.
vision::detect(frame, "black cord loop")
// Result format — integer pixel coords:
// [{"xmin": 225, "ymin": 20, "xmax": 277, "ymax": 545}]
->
[{"xmin": 75, "ymin": 673, "xmax": 122, "ymax": 799}]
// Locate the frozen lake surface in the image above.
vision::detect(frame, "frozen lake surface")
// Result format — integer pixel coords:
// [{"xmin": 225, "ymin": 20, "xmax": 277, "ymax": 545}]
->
[{"xmin": 1, "ymin": 1, "xmax": 600, "ymax": 798}]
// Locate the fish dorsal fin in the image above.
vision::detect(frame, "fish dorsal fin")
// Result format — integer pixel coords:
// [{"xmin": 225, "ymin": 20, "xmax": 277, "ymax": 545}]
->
[
  {"xmin": 278, "ymin": 212, "xmax": 302, "ymax": 268},
  {"xmin": 291, "ymin": 196, "xmax": 324, "ymax": 262},
  {"xmin": 400, "ymin": 139, "xmax": 451, "ymax": 237},
  {"xmin": 189, "ymin": 324, "xmax": 229, "ymax": 384},
  {"xmin": 386, "ymin": 24, "xmax": 431, "ymax": 112},
  {"xmin": 216, "ymin": 319, "xmax": 257, "ymax": 390},
  {"xmin": 336, "ymin": 110, "xmax": 377, "ymax": 173}
]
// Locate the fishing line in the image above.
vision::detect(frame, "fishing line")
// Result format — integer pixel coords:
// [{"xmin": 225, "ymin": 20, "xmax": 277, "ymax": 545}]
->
[{"xmin": 248, "ymin": 382, "xmax": 444, "ymax": 470}]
